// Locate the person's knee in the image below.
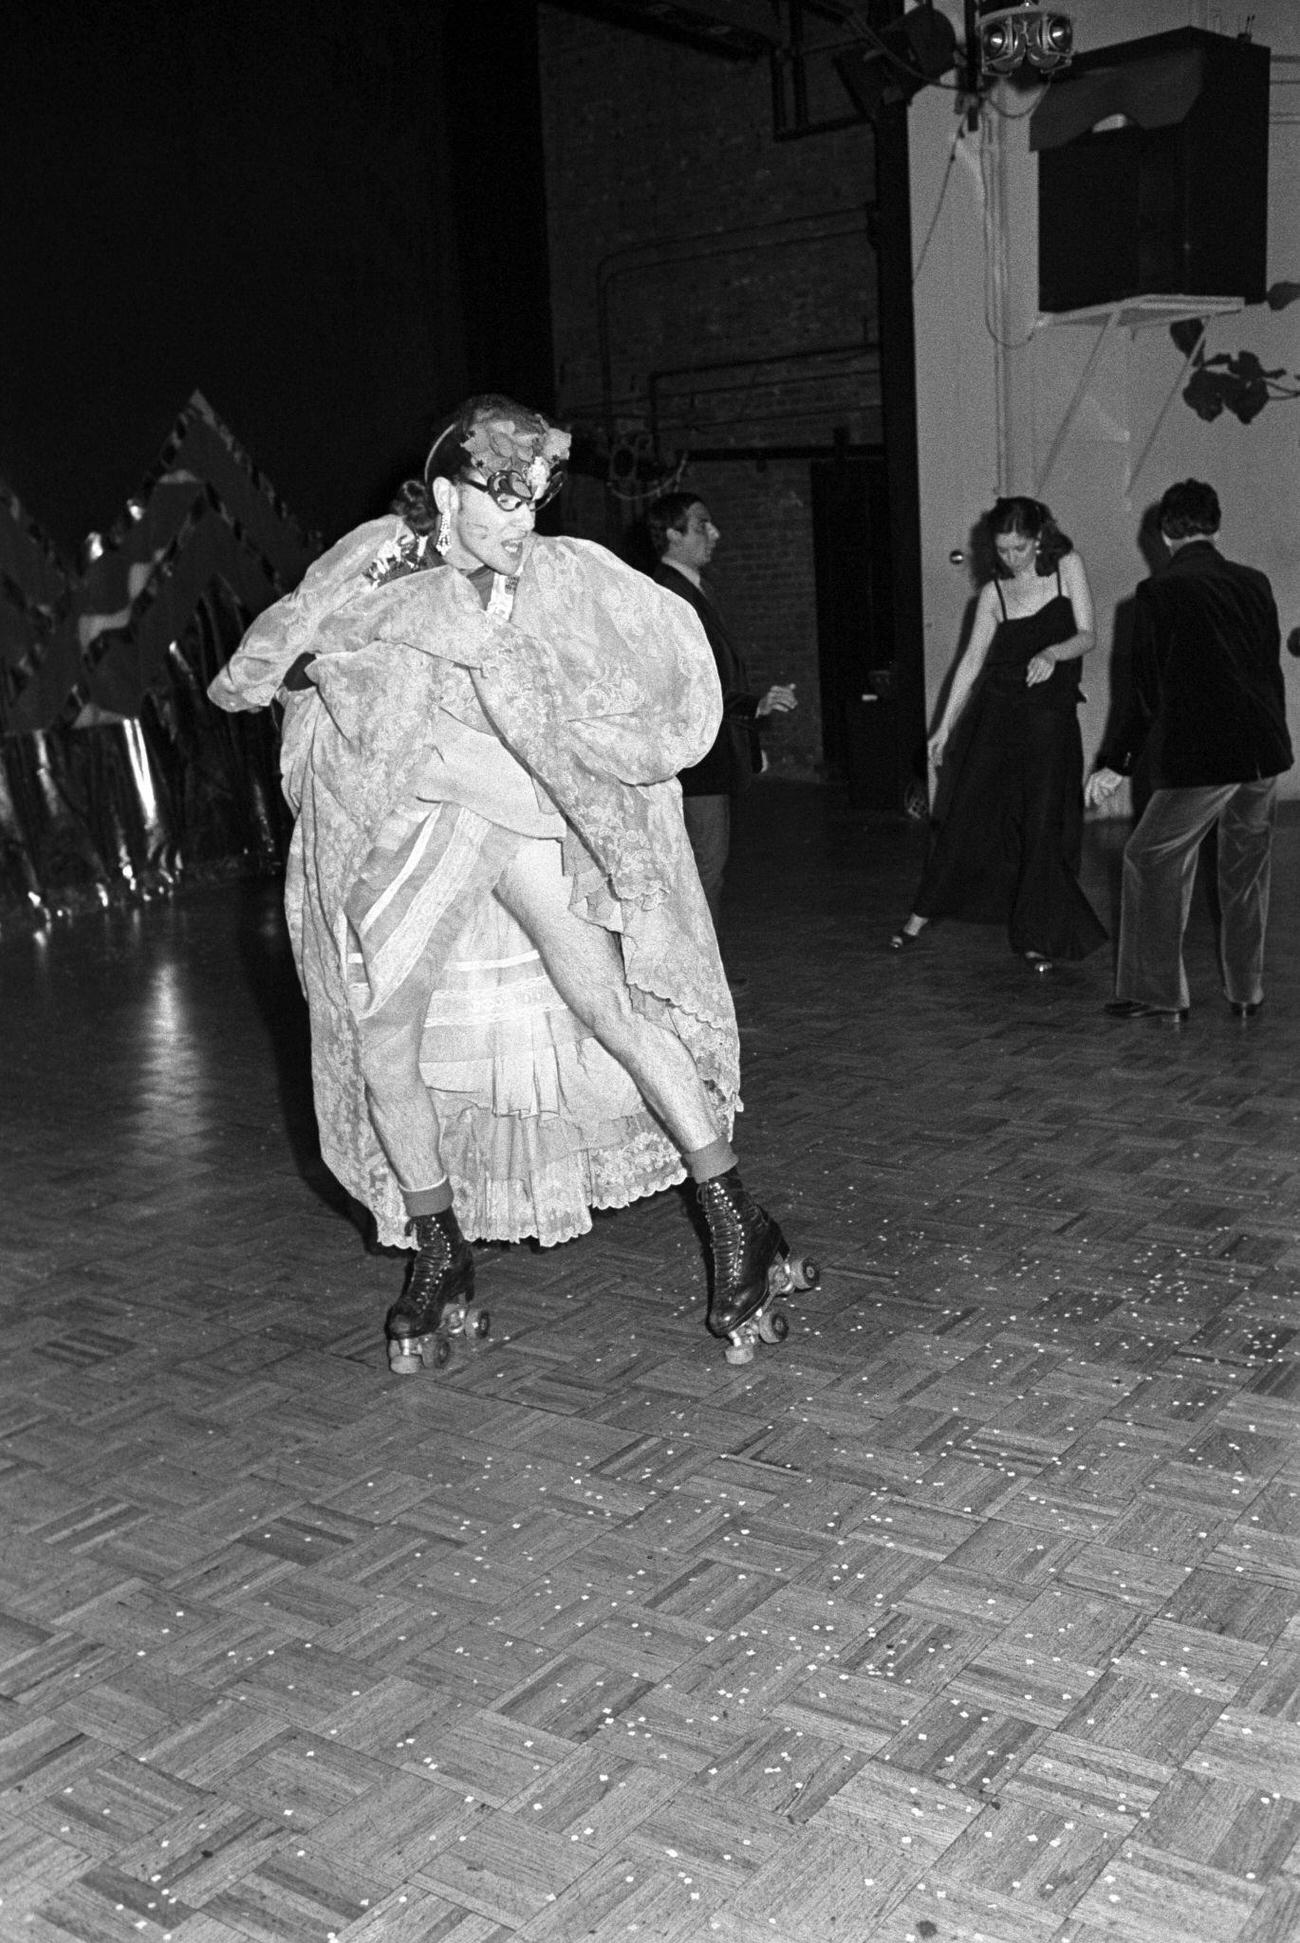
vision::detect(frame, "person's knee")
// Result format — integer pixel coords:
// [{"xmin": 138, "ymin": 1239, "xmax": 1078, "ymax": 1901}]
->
[
  {"xmin": 1229, "ymin": 816, "xmax": 1273, "ymax": 851},
  {"xmin": 1125, "ymin": 827, "xmax": 1188, "ymax": 870},
  {"xmin": 356, "ymin": 1010, "xmax": 424, "ymax": 1091},
  {"xmin": 574, "ymin": 974, "xmax": 641, "ymax": 1047}
]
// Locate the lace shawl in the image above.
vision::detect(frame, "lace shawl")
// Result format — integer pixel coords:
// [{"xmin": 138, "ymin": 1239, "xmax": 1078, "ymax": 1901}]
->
[{"xmin": 209, "ymin": 523, "xmax": 740, "ymax": 1240}]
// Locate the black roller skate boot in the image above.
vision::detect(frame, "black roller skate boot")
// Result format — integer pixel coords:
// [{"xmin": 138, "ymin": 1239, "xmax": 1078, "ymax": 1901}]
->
[
  {"xmin": 385, "ymin": 1208, "xmax": 486, "ymax": 1374},
  {"xmin": 697, "ymin": 1167, "xmax": 819, "ymax": 1365}
]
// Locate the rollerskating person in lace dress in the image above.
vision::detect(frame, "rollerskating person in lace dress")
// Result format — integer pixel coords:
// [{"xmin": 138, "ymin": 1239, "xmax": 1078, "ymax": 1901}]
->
[{"xmin": 209, "ymin": 396, "xmax": 816, "ymax": 1368}]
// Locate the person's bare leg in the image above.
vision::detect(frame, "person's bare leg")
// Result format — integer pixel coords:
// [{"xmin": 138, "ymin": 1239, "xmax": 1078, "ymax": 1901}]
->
[
  {"xmin": 356, "ymin": 965, "xmax": 448, "ymax": 1197},
  {"xmin": 494, "ymin": 840, "xmax": 727, "ymax": 1160},
  {"xmin": 495, "ymin": 841, "xmax": 818, "ymax": 1340},
  {"xmin": 353, "ymin": 966, "xmax": 476, "ymax": 1366}
]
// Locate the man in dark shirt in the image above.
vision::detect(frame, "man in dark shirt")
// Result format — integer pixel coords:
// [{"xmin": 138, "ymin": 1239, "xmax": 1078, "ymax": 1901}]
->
[
  {"xmin": 1087, "ymin": 480, "xmax": 1292, "ymax": 1022},
  {"xmin": 650, "ymin": 493, "xmax": 797, "ymax": 984}
]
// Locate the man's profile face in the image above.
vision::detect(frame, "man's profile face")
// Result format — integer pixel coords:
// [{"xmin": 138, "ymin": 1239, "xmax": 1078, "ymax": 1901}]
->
[{"xmin": 665, "ymin": 501, "xmax": 719, "ymax": 572}]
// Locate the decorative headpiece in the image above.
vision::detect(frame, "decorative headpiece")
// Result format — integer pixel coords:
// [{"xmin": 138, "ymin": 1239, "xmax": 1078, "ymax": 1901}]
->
[
  {"xmin": 464, "ymin": 414, "xmax": 570, "ymax": 497},
  {"xmin": 427, "ymin": 408, "xmax": 571, "ymax": 509}
]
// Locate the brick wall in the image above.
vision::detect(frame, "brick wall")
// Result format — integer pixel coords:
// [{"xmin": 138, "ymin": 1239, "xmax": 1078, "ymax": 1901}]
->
[{"xmin": 537, "ymin": 7, "xmax": 882, "ymax": 777}]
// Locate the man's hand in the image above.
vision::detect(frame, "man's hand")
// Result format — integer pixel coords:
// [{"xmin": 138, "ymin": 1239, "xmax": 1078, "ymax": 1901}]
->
[
  {"xmin": 1085, "ymin": 766, "xmax": 1123, "ymax": 808},
  {"xmin": 756, "ymin": 683, "xmax": 797, "ymax": 716},
  {"xmin": 927, "ymin": 727, "xmax": 949, "ymax": 767}
]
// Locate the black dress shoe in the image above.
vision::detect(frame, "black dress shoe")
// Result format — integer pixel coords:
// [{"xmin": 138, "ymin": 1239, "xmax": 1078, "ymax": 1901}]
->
[
  {"xmin": 1104, "ymin": 999, "xmax": 1190, "ymax": 1022},
  {"xmin": 1228, "ymin": 999, "xmax": 1262, "ymax": 1019}
]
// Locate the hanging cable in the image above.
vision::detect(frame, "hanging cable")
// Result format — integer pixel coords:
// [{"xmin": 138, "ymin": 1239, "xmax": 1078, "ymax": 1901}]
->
[
  {"xmin": 979, "ymin": 110, "xmax": 1037, "ymax": 350},
  {"xmin": 913, "ymin": 121, "xmax": 967, "ymax": 285}
]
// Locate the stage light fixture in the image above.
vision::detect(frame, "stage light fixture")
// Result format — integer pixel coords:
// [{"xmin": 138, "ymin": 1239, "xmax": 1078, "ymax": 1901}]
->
[
  {"xmin": 834, "ymin": 3, "xmax": 957, "ymax": 120},
  {"xmin": 1025, "ymin": 9, "xmax": 1073, "ymax": 69},
  {"xmin": 976, "ymin": 2, "xmax": 1072, "ymax": 79}
]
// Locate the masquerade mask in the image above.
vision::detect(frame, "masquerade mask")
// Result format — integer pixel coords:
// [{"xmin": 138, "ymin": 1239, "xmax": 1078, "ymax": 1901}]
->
[{"xmin": 460, "ymin": 465, "xmax": 566, "ymax": 513}]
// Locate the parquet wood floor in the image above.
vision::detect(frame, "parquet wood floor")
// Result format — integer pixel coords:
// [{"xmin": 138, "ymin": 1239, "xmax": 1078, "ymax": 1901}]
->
[{"xmin": 2, "ymin": 782, "xmax": 1297, "ymax": 1943}]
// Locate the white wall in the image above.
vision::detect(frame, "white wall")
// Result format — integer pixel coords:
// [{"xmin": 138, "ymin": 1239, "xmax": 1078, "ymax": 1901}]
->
[{"xmin": 911, "ymin": 0, "xmax": 1300, "ymax": 802}]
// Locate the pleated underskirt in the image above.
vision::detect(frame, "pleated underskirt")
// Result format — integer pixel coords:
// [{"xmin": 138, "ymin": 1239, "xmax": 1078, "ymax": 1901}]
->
[{"xmin": 418, "ymin": 893, "xmax": 685, "ymax": 1247}]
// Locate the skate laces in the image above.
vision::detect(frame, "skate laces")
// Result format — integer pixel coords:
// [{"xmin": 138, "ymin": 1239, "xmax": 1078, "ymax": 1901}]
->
[
  {"xmin": 699, "ymin": 1177, "xmax": 746, "ymax": 1284},
  {"xmin": 398, "ymin": 1217, "xmax": 459, "ymax": 1325}
]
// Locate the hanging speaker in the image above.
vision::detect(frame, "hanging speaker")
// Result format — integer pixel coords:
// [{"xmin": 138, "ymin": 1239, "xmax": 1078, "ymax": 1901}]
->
[{"xmin": 1035, "ymin": 27, "xmax": 1269, "ymax": 313}]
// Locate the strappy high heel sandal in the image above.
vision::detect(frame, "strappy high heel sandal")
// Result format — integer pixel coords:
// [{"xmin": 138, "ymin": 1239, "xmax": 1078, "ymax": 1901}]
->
[{"xmin": 890, "ymin": 919, "xmax": 927, "ymax": 951}]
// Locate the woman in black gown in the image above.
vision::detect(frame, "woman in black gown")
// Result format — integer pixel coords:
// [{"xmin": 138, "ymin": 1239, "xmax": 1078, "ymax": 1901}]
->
[{"xmin": 891, "ymin": 496, "xmax": 1106, "ymax": 970}]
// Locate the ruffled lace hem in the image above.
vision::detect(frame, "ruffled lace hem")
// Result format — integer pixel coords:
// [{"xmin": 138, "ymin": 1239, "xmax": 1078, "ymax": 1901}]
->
[{"xmin": 445, "ymin": 1116, "xmax": 686, "ymax": 1247}]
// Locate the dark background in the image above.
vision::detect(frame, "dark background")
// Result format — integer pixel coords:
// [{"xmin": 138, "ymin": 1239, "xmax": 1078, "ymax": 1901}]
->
[{"xmin": 0, "ymin": 0, "xmax": 556, "ymax": 548}]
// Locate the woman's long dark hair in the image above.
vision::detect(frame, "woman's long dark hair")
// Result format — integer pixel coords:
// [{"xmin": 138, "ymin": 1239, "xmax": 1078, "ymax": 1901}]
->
[
  {"xmin": 391, "ymin": 393, "xmax": 549, "ymax": 535},
  {"xmin": 989, "ymin": 495, "xmax": 1072, "ymax": 576}
]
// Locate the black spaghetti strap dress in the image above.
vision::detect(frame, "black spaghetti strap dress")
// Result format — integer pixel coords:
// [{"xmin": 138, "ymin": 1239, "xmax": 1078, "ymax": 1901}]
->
[{"xmin": 912, "ymin": 570, "xmax": 1107, "ymax": 961}]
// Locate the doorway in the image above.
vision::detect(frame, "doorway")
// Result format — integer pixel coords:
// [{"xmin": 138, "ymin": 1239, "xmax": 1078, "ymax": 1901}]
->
[{"xmin": 812, "ymin": 453, "xmax": 924, "ymax": 817}]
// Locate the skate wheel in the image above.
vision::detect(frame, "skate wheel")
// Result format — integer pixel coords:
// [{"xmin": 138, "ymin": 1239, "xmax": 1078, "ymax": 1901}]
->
[
  {"xmin": 420, "ymin": 1334, "xmax": 452, "ymax": 1370},
  {"xmin": 767, "ymin": 1258, "xmax": 793, "ymax": 1299},
  {"xmin": 724, "ymin": 1338, "xmax": 756, "ymax": 1366},
  {"xmin": 467, "ymin": 1306, "xmax": 490, "ymax": 1339},
  {"xmin": 758, "ymin": 1308, "xmax": 789, "ymax": 1345},
  {"xmin": 788, "ymin": 1256, "xmax": 820, "ymax": 1292}
]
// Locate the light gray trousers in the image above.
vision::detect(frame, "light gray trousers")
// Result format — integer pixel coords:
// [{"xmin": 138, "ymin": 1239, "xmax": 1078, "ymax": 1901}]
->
[{"xmin": 1115, "ymin": 778, "xmax": 1278, "ymax": 1010}]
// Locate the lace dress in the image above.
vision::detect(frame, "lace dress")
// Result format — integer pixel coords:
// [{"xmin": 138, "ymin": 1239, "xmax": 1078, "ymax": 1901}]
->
[{"xmin": 210, "ymin": 521, "xmax": 738, "ymax": 1246}]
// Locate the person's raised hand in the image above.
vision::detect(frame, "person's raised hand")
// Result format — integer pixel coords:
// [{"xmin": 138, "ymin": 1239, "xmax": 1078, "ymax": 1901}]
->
[
  {"xmin": 756, "ymin": 683, "xmax": 797, "ymax": 715},
  {"xmin": 1084, "ymin": 767, "xmax": 1123, "ymax": 808}
]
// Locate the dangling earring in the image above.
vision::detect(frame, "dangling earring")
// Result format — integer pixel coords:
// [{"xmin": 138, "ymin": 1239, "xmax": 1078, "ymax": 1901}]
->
[{"xmin": 435, "ymin": 507, "xmax": 452, "ymax": 557}]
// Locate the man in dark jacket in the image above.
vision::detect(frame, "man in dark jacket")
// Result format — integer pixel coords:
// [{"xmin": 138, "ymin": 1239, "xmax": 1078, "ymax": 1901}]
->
[
  {"xmin": 650, "ymin": 493, "xmax": 797, "ymax": 980},
  {"xmin": 1087, "ymin": 480, "xmax": 1292, "ymax": 1022}
]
